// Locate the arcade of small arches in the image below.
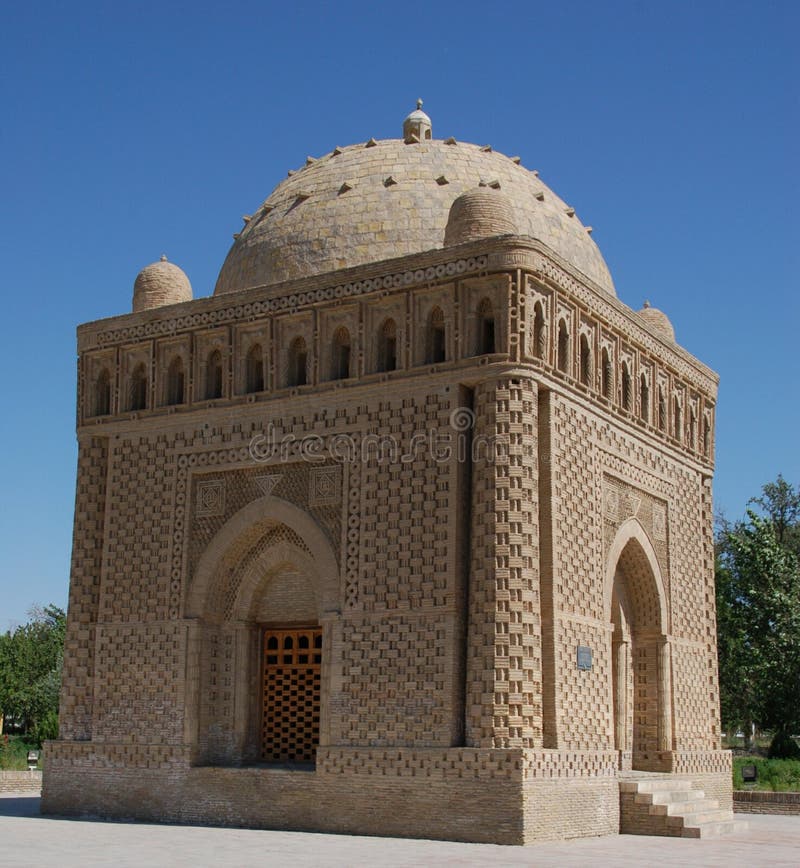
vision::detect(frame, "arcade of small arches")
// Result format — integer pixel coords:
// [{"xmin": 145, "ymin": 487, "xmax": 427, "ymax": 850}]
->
[
  {"xmin": 87, "ymin": 295, "xmax": 492, "ymax": 419},
  {"xmin": 530, "ymin": 295, "xmax": 712, "ymax": 458},
  {"xmin": 85, "ymin": 280, "xmax": 712, "ymax": 461}
]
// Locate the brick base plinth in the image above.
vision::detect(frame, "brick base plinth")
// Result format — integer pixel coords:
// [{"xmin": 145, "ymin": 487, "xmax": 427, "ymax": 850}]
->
[
  {"xmin": 0, "ymin": 770, "xmax": 42, "ymax": 793},
  {"xmin": 734, "ymin": 791, "xmax": 800, "ymax": 815},
  {"xmin": 42, "ymin": 744, "xmax": 629, "ymax": 844}
]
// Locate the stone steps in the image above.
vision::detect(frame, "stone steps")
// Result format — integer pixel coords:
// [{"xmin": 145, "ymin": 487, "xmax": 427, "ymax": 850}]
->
[
  {"xmin": 620, "ymin": 776, "xmax": 746, "ymax": 838},
  {"xmin": 681, "ymin": 819, "xmax": 750, "ymax": 839},
  {"xmin": 649, "ymin": 798, "xmax": 718, "ymax": 816}
]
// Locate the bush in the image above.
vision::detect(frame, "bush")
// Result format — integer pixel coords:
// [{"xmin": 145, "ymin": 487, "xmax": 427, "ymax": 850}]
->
[
  {"xmin": 733, "ymin": 756, "xmax": 800, "ymax": 791},
  {"xmin": 768, "ymin": 730, "xmax": 800, "ymax": 759},
  {"xmin": 31, "ymin": 710, "xmax": 59, "ymax": 746},
  {"xmin": 0, "ymin": 735, "xmax": 40, "ymax": 771}
]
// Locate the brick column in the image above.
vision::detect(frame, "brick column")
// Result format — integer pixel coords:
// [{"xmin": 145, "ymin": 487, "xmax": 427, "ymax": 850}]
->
[
  {"xmin": 613, "ymin": 637, "xmax": 630, "ymax": 752},
  {"xmin": 658, "ymin": 638, "xmax": 673, "ymax": 751},
  {"xmin": 58, "ymin": 435, "xmax": 109, "ymax": 740},
  {"xmin": 465, "ymin": 376, "xmax": 541, "ymax": 748}
]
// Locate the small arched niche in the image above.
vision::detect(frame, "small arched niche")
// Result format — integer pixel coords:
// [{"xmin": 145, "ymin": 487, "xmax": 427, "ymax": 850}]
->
[{"xmin": 94, "ymin": 368, "xmax": 111, "ymax": 416}]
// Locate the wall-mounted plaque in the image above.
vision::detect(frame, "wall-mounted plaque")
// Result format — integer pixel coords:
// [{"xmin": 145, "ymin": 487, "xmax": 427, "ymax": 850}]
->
[{"xmin": 577, "ymin": 645, "xmax": 593, "ymax": 671}]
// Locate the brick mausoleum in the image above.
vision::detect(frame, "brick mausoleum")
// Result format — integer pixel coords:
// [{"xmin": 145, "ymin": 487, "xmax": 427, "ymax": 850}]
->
[{"xmin": 43, "ymin": 104, "xmax": 736, "ymax": 842}]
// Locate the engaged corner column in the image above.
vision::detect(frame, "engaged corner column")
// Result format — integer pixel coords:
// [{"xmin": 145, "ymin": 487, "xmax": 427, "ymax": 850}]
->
[
  {"xmin": 657, "ymin": 638, "xmax": 673, "ymax": 752},
  {"xmin": 613, "ymin": 637, "xmax": 629, "ymax": 752}
]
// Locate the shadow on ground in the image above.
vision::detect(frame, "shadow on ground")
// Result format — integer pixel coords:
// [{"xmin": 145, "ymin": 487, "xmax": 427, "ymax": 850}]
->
[{"xmin": 0, "ymin": 796, "xmax": 40, "ymax": 818}]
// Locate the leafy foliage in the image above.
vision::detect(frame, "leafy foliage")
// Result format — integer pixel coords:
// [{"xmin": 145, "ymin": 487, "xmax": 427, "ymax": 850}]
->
[
  {"xmin": 716, "ymin": 477, "xmax": 800, "ymax": 754},
  {"xmin": 0, "ymin": 604, "xmax": 65, "ymax": 745},
  {"xmin": 0, "ymin": 735, "xmax": 41, "ymax": 771},
  {"xmin": 732, "ymin": 756, "xmax": 800, "ymax": 792}
]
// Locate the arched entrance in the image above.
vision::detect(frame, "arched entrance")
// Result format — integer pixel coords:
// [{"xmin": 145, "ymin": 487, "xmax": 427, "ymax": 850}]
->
[
  {"xmin": 605, "ymin": 519, "xmax": 672, "ymax": 771},
  {"xmin": 185, "ymin": 496, "xmax": 339, "ymax": 767}
]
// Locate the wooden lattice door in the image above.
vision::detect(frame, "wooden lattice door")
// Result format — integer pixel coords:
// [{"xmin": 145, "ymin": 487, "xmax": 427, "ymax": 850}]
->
[{"xmin": 261, "ymin": 627, "xmax": 322, "ymax": 763}]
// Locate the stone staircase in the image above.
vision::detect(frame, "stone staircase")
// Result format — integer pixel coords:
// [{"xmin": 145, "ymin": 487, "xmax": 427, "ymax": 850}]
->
[{"xmin": 620, "ymin": 777, "xmax": 748, "ymax": 838}]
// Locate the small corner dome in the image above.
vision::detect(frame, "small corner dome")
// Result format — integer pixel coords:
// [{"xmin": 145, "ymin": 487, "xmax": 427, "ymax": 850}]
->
[
  {"xmin": 132, "ymin": 255, "xmax": 193, "ymax": 312},
  {"xmin": 637, "ymin": 301, "xmax": 675, "ymax": 342},
  {"xmin": 444, "ymin": 187, "xmax": 517, "ymax": 247}
]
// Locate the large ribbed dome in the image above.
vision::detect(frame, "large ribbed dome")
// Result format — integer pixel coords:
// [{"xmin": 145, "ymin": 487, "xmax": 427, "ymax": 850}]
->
[{"xmin": 214, "ymin": 135, "xmax": 615, "ymax": 296}]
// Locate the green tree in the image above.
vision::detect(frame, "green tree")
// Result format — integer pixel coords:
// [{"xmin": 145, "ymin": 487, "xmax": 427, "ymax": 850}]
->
[
  {"xmin": 751, "ymin": 474, "xmax": 800, "ymax": 555},
  {"xmin": 0, "ymin": 604, "xmax": 65, "ymax": 744},
  {"xmin": 716, "ymin": 478, "xmax": 800, "ymax": 757},
  {"xmin": 715, "ymin": 551, "xmax": 758, "ymax": 743}
]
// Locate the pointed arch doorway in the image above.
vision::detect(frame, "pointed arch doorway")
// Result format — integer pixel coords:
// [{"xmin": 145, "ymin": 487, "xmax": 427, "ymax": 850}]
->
[
  {"xmin": 606, "ymin": 519, "xmax": 673, "ymax": 772},
  {"xmin": 185, "ymin": 495, "xmax": 339, "ymax": 767}
]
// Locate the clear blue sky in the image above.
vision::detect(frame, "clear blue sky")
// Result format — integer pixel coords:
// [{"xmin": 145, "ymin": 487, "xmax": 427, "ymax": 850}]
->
[{"xmin": 1, "ymin": 1, "xmax": 797, "ymax": 628}]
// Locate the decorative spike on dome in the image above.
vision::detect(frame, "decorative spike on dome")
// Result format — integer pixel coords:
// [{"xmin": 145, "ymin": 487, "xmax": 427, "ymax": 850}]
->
[{"xmin": 403, "ymin": 99, "xmax": 431, "ymax": 142}]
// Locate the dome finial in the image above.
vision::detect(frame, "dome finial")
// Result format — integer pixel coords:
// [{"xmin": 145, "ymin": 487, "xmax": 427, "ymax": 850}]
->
[
  {"xmin": 160, "ymin": 254, "xmax": 168, "ymax": 262},
  {"xmin": 643, "ymin": 299, "xmax": 651, "ymax": 308},
  {"xmin": 404, "ymin": 100, "xmax": 432, "ymax": 142}
]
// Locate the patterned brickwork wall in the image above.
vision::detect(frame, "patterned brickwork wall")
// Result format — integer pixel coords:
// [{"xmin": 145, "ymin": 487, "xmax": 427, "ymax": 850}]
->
[
  {"xmin": 332, "ymin": 389, "xmax": 466, "ymax": 746},
  {"xmin": 667, "ymin": 469, "xmax": 717, "ymax": 749},
  {"xmin": 199, "ymin": 626, "xmax": 237, "ymax": 761},
  {"xmin": 92, "ymin": 622, "xmax": 186, "ymax": 743},
  {"xmin": 546, "ymin": 396, "xmax": 614, "ymax": 748},
  {"xmin": 45, "ymin": 740, "xmax": 192, "ymax": 769},
  {"xmin": 332, "ymin": 613, "xmax": 457, "ymax": 747},
  {"xmin": 671, "ymin": 642, "xmax": 718, "ymax": 750},
  {"xmin": 353, "ymin": 393, "xmax": 453, "ymax": 613},
  {"xmin": 549, "ymin": 400, "xmax": 601, "ymax": 618},
  {"xmin": 58, "ymin": 436, "xmax": 108, "ymax": 740},
  {"xmin": 466, "ymin": 377, "xmax": 540, "ymax": 748},
  {"xmin": 669, "ymin": 472, "xmax": 705, "ymax": 642},
  {"xmin": 701, "ymin": 476, "xmax": 722, "ymax": 745},
  {"xmin": 542, "ymin": 390, "xmax": 719, "ymax": 755},
  {"xmin": 100, "ymin": 434, "xmax": 177, "ymax": 622},
  {"xmin": 556, "ymin": 620, "xmax": 614, "ymax": 749}
]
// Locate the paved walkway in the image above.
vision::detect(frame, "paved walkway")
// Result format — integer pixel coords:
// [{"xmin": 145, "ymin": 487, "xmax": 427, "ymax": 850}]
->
[{"xmin": 1, "ymin": 794, "xmax": 798, "ymax": 867}]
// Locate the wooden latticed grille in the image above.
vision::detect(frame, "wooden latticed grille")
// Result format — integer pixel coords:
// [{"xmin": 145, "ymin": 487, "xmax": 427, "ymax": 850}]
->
[{"xmin": 261, "ymin": 627, "xmax": 322, "ymax": 763}]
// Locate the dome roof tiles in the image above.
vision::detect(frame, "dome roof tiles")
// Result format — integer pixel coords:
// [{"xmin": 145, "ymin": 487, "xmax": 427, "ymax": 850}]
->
[{"xmin": 214, "ymin": 138, "xmax": 615, "ymax": 297}]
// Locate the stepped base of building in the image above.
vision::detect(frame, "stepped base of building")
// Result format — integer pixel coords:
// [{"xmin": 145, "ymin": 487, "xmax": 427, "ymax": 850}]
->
[
  {"xmin": 620, "ymin": 771, "xmax": 745, "ymax": 838},
  {"xmin": 42, "ymin": 743, "xmax": 732, "ymax": 845}
]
